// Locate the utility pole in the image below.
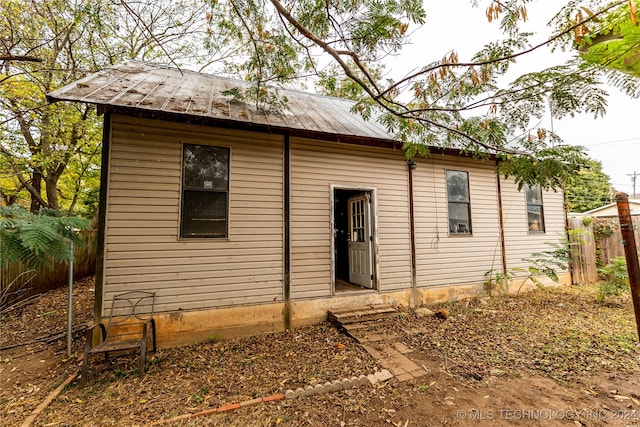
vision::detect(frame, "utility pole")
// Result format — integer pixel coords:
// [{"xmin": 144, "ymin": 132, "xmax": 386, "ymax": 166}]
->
[{"xmin": 628, "ymin": 172, "xmax": 638, "ymax": 198}]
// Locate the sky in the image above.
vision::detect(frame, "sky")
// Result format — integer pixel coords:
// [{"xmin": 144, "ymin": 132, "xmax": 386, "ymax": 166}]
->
[{"xmin": 389, "ymin": 0, "xmax": 640, "ymax": 199}]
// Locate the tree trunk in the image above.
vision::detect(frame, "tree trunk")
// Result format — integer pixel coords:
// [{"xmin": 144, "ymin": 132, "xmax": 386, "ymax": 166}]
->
[
  {"xmin": 44, "ymin": 173, "xmax": 59, "ymax": 210},
  {"xmin": 30, "ymin": 172, "xmax": 42, "ymax": 212},
  {"xmin": 90, "ymin": 208, "xmax": 99, "ymax": 229}
]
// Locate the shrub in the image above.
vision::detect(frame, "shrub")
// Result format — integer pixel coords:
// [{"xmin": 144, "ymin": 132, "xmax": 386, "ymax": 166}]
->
[
  {"xmin": 0, "ymin": 205, "xmax": 90, "ymax": 269},
  {"xmin": 596, "ymin": 256, "xmax": 630, "ymax": 303}
]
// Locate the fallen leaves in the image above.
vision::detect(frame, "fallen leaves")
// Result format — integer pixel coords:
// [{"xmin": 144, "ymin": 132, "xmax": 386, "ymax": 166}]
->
[
  {"xmin": 2, "ymin": 281, "xmax": 640, "ymax": 426},
  {"xmin": 381, "ymin": 284, "xmax": 640, "ymax": 387}
]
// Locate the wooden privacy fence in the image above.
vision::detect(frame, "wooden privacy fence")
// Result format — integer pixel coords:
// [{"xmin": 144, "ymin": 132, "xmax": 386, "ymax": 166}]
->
[
  {"xmin": 568, "ymin": 216, "xmax": 640, "ymax": 284},
  {"xmin": 0, "ymin": 230, "xmax": 97, "ymax": 308}
]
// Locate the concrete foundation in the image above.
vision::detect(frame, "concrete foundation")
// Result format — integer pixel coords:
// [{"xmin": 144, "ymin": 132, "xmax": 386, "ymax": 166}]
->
[{"xmin": 149, "ymin": 273, "xmax": 571, "ymax": 348}]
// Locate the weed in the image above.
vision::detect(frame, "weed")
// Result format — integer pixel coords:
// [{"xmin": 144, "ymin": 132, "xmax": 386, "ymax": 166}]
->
[
  {"xmin": 113, "ymin": 367, "xmax": 137, "ymax": 378},
  {"xmin": 192, "ymin": 387, "xmax": 209, "ymax": 404},
  {"xmin": 593, "ymin": 221, "xmax": 618, "ymax": 268},
  {"xmin": 516, "ymin": 234, "xmax": 579, "ymax": 295},
  {"xmin": 483, "ymin": 269, "xmax": 513, "ymax": 296},
  {"xmin": 485, "ymin": 234, "xmax": 576, "ymax": 296},
  {"xmin": 596, "ymin": 256, "xmax": 630, "ymax": 303},
  {"xmin": 61, "ymin": 353, "xmax": 78, "ymax": 363}
]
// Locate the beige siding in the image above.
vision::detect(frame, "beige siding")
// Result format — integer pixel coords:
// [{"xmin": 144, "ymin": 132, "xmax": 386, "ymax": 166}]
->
[
  {"xmin": 103, "ymin": 113, "xmax": 568, "ymax": 316},
  {"xmin": 413, "ymin": 155, "xmax": 503, "ymax": 287},
  {"xmin": 290, "ymin": 138, "xmax": 412, "ymax": 299},
  {"xmin": 104, "ymin": 115, "xmax": 284, "ymax": 314},
  {"xmin": 500, "ymin": 178, "xmax": 566, "ymax": 274}
]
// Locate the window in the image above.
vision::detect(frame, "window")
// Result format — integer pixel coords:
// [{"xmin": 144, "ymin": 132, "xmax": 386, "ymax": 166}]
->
[
  {"xmin": 446, "ymin": 170, "xmax": 472, "ymax": 234},
  {"xmin": 180, "ymin": 144, "xmax": 229, "ymax": 238},
  {"xmin": 525, "ymin": 184, "xmax": 545, "ymax": 233}
]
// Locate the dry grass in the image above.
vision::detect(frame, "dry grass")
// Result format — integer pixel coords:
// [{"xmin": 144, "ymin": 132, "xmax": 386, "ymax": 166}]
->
[{"xmin": 2, "ymin": 280, "xmax": 640, "ymax": 426}]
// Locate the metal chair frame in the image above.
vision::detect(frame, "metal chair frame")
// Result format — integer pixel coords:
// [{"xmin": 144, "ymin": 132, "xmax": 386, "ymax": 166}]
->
[{"xmin": 82, "ymin": 291, "xmax": 156, "ymax": 385}]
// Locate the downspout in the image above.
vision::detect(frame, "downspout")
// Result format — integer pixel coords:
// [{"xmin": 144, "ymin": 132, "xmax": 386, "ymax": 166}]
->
[
  {"xmin": 495, "ymin": 160, "xmax": 509, "ymax": 294},
  {"xmin": 283, "ymin": 133, "xmax": 291, "ymax": 329},
  {"xmin": 94, "ymin": 111, "xmax": 111, "ymax": 324},
  {"xmin": 407, "ymin": 160, "xmax": 417, "ymax": 308}
]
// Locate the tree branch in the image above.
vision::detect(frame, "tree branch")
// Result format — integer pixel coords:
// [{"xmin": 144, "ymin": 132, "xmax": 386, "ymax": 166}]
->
[
  {"xmin": 0, "ymin": 55, "xmax": 43, "ymax": 62},
  {"xmin": 0, "ymin": 145, "xmax": 51, "ymax": 208},
  {"xmin": 269, "ymin": 0, "xmax": 521, "ymax": 155},
  {"xmin": 117, "ymin": 0, "xmax": 184, "ymax": 75},
  {"xmin": 269, "ymin": 0, "xmax": 382, "ymax": 95},
  {"xmin": 381, "ymin": 0, "xmax": 627, "ymax": 98}
]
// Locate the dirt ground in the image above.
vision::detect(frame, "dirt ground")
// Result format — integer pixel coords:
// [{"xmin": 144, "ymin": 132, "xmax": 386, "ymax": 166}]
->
[{"xmin": 1, "ymin": 277, "xmax": 640, "ymax": 427}]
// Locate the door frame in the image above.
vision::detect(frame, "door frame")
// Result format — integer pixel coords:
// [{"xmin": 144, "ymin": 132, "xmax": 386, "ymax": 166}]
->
[{"xmin": 330, "ymin": 184, "xmax": 379, "ymax": 295}]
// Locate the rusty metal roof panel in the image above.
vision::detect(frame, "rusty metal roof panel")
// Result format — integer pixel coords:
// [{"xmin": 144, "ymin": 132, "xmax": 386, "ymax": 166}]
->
[
  {"xmin": 47, "ymin": 61, "xmax": 394, "ymax": 143},
  {"xmin": 317, "ymin": 95, "xmax": 373, "ymax": 137}
]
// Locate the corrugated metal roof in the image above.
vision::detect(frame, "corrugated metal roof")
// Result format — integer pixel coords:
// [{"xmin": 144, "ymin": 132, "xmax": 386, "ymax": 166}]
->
[{"xmin": 46, "ymin": 60, "xmax": 396, "ymax": 143}]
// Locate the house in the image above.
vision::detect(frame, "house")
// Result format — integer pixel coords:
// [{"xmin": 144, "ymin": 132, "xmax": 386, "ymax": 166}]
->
[
  {"xmin": 47, "ymin": 61, "xmax": 570, "ymax": 347},
  {"xmin": 578, "ymin": 200, "xmax": 640, "ymax": 217}
]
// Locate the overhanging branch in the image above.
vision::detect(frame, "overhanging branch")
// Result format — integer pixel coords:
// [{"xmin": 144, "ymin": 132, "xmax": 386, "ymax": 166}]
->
[{"xmin": 269, "ymin": 0, "xmax": 522, "ymax": 155}]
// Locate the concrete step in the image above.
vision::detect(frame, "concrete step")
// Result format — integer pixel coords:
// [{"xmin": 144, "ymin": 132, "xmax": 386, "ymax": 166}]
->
[{"xmin": 327, "ymin": 304, "xmax": 399, "ymax": 329}]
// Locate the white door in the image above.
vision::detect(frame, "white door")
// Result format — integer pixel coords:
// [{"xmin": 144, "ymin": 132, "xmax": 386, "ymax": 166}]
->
[{"xmin": 347, "ymin": 194, "xmax": 373, "ymax": 288}]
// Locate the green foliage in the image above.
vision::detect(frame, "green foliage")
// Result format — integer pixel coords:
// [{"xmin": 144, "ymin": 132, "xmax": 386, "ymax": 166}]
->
[
  {"xmin": 484, "ymin": 233, "xmax": 579, "ymax": 296},
  {"xmin": 3, "ymin": 0, "xmax": 636, "ymax": 200},
  {"xmin": 0, "ymin": 205, "xmax": 90, "ymax": 269},
  {"xmin": 591, "ymin": 220, "xmax": 617, "ymax": 268},
  {"xmin": 596, "ymin": 256, "xmax": 630, "ymax": 303},
  {"xmin": 0, "ymin": 0, "xmax": 109, "ymax": 211},
  {"xmin": 593, "ymin": 221, "xmax": 617, "ymax": 240},
  {"xmin": 211, "ymin": 0, "xmax": 315, "ymax": 105},
  {"xmin": 564, "ymin": 159, "xmax": 613, "ymax": 213},
  {"xmin": 192, "ymin": 386, "xmax": 209, "ymax": 404},
  {"xmin": 520, "ymin": 238, "xmax": 573, "ymax": 287},
  {"xmin": 0, "ymin": 0, "xmax": 210, "ymax": 213},
  {"xmin": 483, "ymin": 268, "xmax": 515, "ymax": 296},
  {"xmin": 195, "ymin": 0, "xmax": 639, "ymax": 190},
  {"xmin": 567, "ymin": 227, "xmax": 592, "ymax": 246},
  {"xmin": 316, "ymin": 63, "xmax": 385, "ymax": 101},
  {"xmin": 497, "ymin": 145, "xmax": 589, "ymax": 191},
  {"xmin": 577, "ymin": 0, "xmax": 640, "ymax": 78},
  {"xmin": 485, "ymin": 236, "xmax": 576, "ymax": 297},
  {"xmin": 75, "ymin": 186, "xmax": 100, "ymax": 221}
]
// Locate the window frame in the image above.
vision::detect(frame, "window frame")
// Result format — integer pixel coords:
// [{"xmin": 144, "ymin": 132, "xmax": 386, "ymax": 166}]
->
[
  {"xmin": 446, "ymin": 169, "xmax": 472, "ymax": 235},
  {"xmin": 179, "ymin": 143, "xmax": 230, "ymax": 239},
  {"xmin": 524, "ymin": 184, "xmax": 545, "ymax": 234}
]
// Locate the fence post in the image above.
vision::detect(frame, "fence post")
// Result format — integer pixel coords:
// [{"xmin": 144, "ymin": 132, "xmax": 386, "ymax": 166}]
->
[
  {"xmin": 615, "ymin": 192, "xmax": 640, "ymax": 341},
  {"xmin": 67, "ymin": 236, "xmax": 74, "ymax": 357}
]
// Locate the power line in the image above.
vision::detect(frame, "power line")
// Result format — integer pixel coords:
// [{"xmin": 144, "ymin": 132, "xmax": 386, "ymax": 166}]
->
[{"xmin": 582, "ymin": 137, "xmax": 640, "ymax": 147}]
